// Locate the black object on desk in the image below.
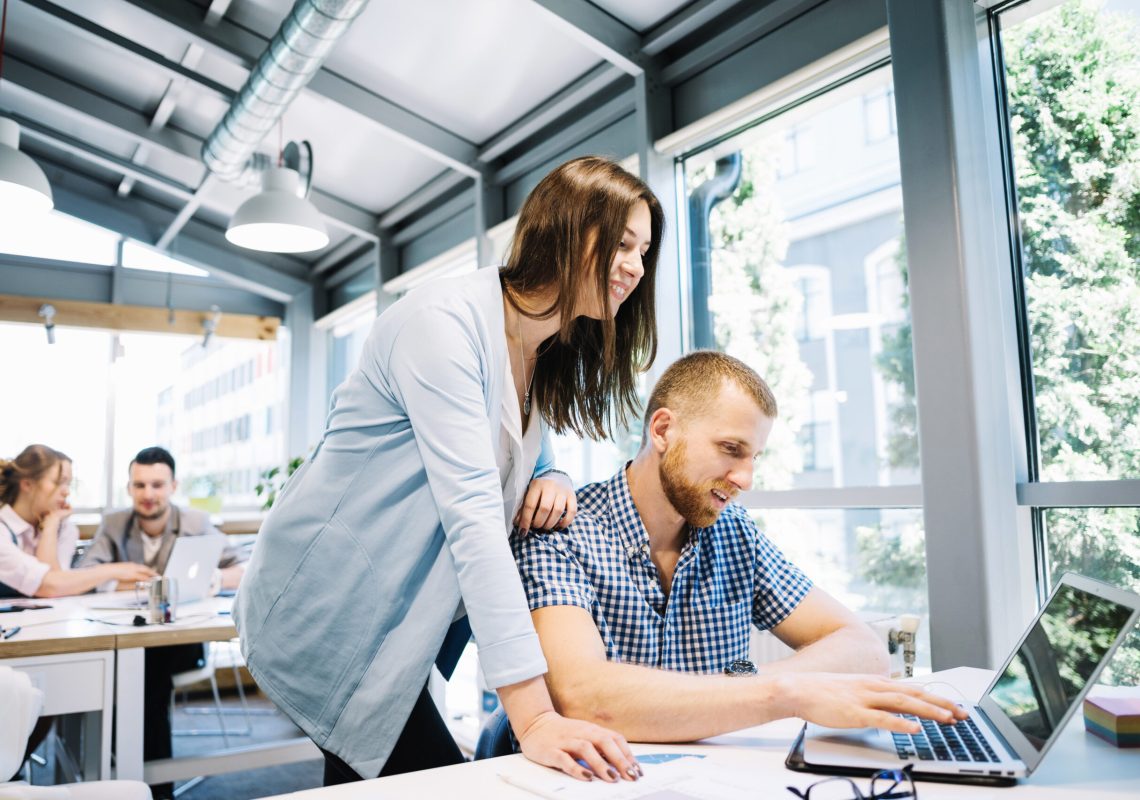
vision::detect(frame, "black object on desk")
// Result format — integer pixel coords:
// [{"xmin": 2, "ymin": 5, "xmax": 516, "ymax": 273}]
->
[
  {"xmin": 785, "ymin": 724, "xmax": 1017, "ymax": 788},
  {"xmin": 0, "ymin": 601, "xmax": 52, "ymax": 613}
]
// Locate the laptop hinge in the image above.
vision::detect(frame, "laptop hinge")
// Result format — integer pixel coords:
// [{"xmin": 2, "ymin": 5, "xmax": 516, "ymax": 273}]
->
[{"xmin": 975, "ymin": 706, "xmax": 1020, "ymax": 762}]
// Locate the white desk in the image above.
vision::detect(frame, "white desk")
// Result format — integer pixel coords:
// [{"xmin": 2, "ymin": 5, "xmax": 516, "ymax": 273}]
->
[
  {"xmin": 0, "ymin": 593, "xmax": 319, "ymax": 785},
  {"xmin": 266, "ymin": 668, "xmax": 1140, "ymax": 800}
]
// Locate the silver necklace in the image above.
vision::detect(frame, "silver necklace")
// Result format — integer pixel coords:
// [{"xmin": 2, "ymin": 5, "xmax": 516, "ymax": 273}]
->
[{"xmin": 516, "ymin": 310, "xmax": 535, "ymax": 416}]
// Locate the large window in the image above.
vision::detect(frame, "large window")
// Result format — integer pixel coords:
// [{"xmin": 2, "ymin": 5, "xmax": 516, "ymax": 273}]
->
[
  {"xmin": 993, "ymin": 0, "xmax": 1140, "ymax": 683},
  {"xmin": 682, "ymin": 65, "xmax": 929, "ymax": 667},
  {"xmin": 0, "ymin": 321, "xmax": 286, "ymax": 513}
]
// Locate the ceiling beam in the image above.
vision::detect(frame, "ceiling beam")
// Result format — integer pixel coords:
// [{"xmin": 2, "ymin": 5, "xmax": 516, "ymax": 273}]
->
[
  {"xmin": 17, "ymin": 0, "xmax": 236, "ymax": 100},
  {"xmin": 660, "ymin": 0, "xmax": 826, "ymax": 85},
  {"xmin": 390, "ymin": 192, "xmax": 474, "ymax": 246},
  {"xmin": 477, "ymin": 63, "xmax": 626, "ymax": 163},
  {"xmin": 528, "ymin": 0, "xmax": 645, "ymax": 76},
  {"xmin": 4, "ymin": 59, "xmax": 379, "ymax": 245},
  {"xmin": 119, "ymin": 0, "xmax": 481, "ymax": 176},
  {"xmin": 1, "ymin": 55, "xmax": 206, "ymax": 174},
  {"xmin": 641, "ymin": 0, "xmax": 747, "ymax": 56},
  {"xmin": 312, "ymin": 238, "xmax": 369, "ymax": 276},
  {"xmin": 378, "ymin": 171, "xmax": 470, "ymax": 229},
  {"xmin": 494, "ymin": 92, "xmax": 635, "ymax": 185},
  {"xmin": 306, "ymin": 72, "xmax": 479, "ymax": 178},
  {"xmin": 42, "ymin": 163, "xmax": 307, "ymax": 302}
]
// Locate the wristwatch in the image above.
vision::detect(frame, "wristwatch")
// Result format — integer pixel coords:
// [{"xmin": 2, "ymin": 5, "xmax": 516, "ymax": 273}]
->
[{"xmin": 723, "ymin": 659, "xmax": 757, "ymax": 676}]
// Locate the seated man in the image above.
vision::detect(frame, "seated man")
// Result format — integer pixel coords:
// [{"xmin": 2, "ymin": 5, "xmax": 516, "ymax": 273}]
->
[
  {"xmin": 512, "ymin": 351, "xmax": 961, "ymax": 743},
  {"xmin": 78, "ymin": 446, "xmax": 248, "ymax": 800}
]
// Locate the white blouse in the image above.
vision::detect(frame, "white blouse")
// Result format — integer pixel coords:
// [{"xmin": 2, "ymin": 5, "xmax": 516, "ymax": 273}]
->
[{"xmin": 0, "ymin": 503, "xmax": 78, "ymax": 597}]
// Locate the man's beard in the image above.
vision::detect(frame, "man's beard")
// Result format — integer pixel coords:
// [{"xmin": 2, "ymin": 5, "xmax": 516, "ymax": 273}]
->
[
  {"xmin": 658, "ymin": 440, "xmax": 734, "ymax": 529},
  {"xmin": 135, "ymin": 503, "xmax": 168, "ymax": 522}
]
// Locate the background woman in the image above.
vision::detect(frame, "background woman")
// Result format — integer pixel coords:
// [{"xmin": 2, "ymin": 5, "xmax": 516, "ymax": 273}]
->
[
  {"xmin": 236, "ymin": 156, "xmax": 662, "ymax": 784},
  {"xmin": 0, "ymin": 444, "xmax": 153, "ymax": 598}
]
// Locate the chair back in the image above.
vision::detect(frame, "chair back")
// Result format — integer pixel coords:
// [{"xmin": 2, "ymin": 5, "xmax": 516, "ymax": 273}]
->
[
  {"xmin": 474, "ymin": 706, "xmax": 515, "ymax": 760},
  {"xmin": 0, "ymin": 665, "xmax": 44, "ymax": 780}
]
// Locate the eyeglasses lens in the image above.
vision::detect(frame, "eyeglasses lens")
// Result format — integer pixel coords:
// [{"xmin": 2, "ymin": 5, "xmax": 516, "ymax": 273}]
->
[
  {"xmin": 870, "ymin": 768, "xmax": 916, "ymax": 800},
  {"xmin": 791, "ymin": 777, "xmax": 866, "ymax": 800}
]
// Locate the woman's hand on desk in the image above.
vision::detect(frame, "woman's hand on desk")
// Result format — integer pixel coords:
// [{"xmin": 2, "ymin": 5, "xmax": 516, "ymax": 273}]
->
[
  {"xmin": 499, "ymin": 675, "xmax": 639, "ymax": 782},
  {"xmin": 778, "ymin": 674, "xmax": 967, "ymax": 734},
  {"xmin": 516, "ymin": 471, "xmax": 577, "ymax": 533},
  {"xmin": 516, "ymin": 710, "xmax": 640, "ymax": 783}
]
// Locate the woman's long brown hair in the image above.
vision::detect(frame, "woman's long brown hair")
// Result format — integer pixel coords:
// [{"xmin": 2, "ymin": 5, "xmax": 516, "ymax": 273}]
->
[
  {"xmin": 0, "ymin": 444, "xmax": 70, "ymax": 507},
  {"xmin": 500, "ymin": 156, "xmax": 662, "ymax": 441}
]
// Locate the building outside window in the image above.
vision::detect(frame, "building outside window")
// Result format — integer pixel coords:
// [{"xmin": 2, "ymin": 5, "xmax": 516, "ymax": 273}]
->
[{"xmin": 683, "ymin": 64, "xmax": 929, "ymax": 667}]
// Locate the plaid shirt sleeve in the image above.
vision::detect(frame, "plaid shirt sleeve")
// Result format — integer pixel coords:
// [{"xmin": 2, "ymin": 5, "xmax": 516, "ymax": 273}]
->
[
  {"xmin": 747, "ymin": 517, "xmax": 814, "ymax": 630},
  {"xmin": 510, "ymin": 529, "xmax": 597, "ymax": 613}
]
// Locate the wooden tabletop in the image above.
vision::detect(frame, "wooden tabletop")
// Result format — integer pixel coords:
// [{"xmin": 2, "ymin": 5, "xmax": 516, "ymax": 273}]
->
[{"xmin": 0, "ymin": 593, "xmax": 237, "ymax": 658}]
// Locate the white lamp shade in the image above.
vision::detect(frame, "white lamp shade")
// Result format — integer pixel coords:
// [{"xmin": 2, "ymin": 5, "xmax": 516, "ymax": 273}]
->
[
  {"xmin": 0, "ymin": 118, "xmax": 54, "ymax": 216},
  {"xmin": 226, "ymin": 167, "xmax": 329, "ymax": 253}
]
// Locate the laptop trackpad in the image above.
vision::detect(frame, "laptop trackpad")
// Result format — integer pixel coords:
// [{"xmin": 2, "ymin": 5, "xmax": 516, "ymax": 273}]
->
[{"xmin": 804, "ymin": 724, "xmax": 900, "ymax": 768}]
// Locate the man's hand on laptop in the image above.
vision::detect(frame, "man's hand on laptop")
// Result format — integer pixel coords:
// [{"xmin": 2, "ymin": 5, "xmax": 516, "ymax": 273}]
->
[
  {"xmin": 780, "ymin": 674, "xmax": 967, "ymax": 734},
  {"xmin": 111, "ymin": 563, "xmax": 159, "ymax": 590}
]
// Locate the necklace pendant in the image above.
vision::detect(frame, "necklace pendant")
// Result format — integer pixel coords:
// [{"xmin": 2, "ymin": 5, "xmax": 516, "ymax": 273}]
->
[{"xmin": 523, "ymin": 391, "xmax": 531, "ymax": 416}]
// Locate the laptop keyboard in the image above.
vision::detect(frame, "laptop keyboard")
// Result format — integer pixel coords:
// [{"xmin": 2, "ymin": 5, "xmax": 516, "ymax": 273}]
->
[{"xmin": 892, "ymin": 714, "xmax": 1000, "ymax": 763}]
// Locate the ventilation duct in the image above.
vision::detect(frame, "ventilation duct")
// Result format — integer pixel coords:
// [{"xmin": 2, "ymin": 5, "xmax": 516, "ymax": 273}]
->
[{"xmin": 202, "ymin": 0, "xmax": 369, "ymax": 181}]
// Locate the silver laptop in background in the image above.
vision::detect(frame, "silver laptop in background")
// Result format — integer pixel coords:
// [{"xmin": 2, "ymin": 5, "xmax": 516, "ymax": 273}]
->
[
  {"xmin": 162, "ymin": 533, "xmax": 227, "ymax": 603},
  {"xmin": 95, "ymin": 534, "xmax": 227, "ymax": 607},
  {"xmin": 802, "ymin": 573, "xmax": 1140, "ymax": 781}
]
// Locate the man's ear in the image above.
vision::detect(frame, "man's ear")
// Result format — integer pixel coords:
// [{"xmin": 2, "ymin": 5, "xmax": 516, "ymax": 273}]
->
[
  {"xmin": 648, "ymin": 407, "xmax": 676, "ymax": 454},
  {"xmin": 171, "ymin": 478, "xmax": 178, "ymax": 494}
]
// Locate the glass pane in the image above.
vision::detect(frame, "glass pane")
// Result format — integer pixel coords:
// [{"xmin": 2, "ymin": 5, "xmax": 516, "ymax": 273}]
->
[
  {"xmin": 121, "ymin": 240, "xmax": 209, "ymax": 277},
  {"xmin": 1042, "ymin": 507, "xmax": 1140, "ymax": 687},
  {"xmin": 999, "ymin": 0, "xmax": 1140, "ymax": 480},
  {"xmin": 0, "ymin": 322, "xmax": 111, "ymax": 508},
  {"xmin": 683, "ymin": 66, "xmax": 917, "ymax": 490},
  {"xmin": 0, "ymin": 210, "xmax": 119, "ymax": 265},
  {"xmin": 112, "ymin": 332, "xmax": 289, "ymax": 512},
  {"xmin": 753, "ymin": 507, "xmax": 931, "ymax": 671}
]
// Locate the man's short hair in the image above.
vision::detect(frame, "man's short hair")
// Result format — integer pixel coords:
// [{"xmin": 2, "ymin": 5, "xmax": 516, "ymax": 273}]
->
[
  {"xmin": 130, "ymin": 446, "xmax": 176, "ymax": 478},
  {"xmin": 643, "ymin": 351, "xmax": 778, "ymax": 435}
]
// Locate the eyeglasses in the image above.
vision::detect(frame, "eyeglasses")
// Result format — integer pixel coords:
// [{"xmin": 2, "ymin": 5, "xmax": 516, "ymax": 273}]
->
[{"xmin": 787, "ymin": 766, "xmax": 917, "ymax": 800}]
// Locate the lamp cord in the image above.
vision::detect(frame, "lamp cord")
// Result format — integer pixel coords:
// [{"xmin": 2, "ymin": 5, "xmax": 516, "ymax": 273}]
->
[{"xmin": 0, "ymin": 0, "xmax": 8, "ymax": 84}]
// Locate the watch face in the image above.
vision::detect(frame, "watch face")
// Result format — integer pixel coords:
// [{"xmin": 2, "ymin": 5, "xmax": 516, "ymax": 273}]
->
[{"xmin": 724, "ymin": 659, "xmax": 757, "ymax": 675}]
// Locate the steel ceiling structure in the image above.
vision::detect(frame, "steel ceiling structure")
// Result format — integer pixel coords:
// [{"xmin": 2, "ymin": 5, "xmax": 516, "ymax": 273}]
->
[{"xmin": 0, "ymin": 0, "xmax": 830, "ymax": 316}]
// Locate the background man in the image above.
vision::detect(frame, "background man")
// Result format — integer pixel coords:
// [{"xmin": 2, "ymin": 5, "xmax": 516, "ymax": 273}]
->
[
  {"xmin": 512, "ymin": 351, "xmax": 961, "ymax": 743},
  {"xmin": 79, "ymin": 446, "xmax": 247, "ymax": 799}
]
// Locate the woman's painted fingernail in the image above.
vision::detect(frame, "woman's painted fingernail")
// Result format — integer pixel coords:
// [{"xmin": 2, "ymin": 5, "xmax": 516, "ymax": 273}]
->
[
  {"xmin": 580, "ymin": 770, "xmax": 593, "ymax": 781},
  {"xmin": 607, "ymin": 767, "xmax": 619, "ymax": 781},
  {"xmin": 626, "ymin": 766, "xmax": 640, "ymax": 779}
]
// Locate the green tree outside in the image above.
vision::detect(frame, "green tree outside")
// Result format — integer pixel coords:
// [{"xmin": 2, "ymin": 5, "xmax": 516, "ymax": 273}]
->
[{"xmin": 872, "ymin": 0, "xmax": 1140, "ymax": 683}]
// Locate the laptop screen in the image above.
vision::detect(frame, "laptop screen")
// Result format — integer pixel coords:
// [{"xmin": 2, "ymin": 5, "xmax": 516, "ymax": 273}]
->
[{"xmin": 986, "ymin": 582, "xmax": 1134, "ymax": 751}]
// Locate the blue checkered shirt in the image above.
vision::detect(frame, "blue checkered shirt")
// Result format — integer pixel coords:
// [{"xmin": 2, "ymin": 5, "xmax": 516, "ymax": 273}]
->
[{"xmin": 511, "ymin": 467, "xmax": 813, "ymax": 674}]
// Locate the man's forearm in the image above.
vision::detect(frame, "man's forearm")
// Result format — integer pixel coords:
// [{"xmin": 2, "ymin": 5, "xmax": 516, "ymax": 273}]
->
[
  {"xmin": 761, "ymin": 623, "xmax": 889, "ymax": 676},
  {"xmin": 547, "ymin": 660, "xmax": 791, "ymax": 742}
]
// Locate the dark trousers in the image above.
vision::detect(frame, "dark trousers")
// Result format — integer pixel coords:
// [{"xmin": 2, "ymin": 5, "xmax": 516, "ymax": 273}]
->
[
  {"xmin": 321, "ymin": 617, "xmax": 471, "ymax": 785},
  {"xmin": 144, "ymin": 643, "xmax": 206, "ymax": 799}
]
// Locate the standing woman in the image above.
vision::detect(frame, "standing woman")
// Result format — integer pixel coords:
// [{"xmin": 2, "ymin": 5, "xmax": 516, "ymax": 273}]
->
[
  {"xmin": 236, "ymin": 157, "xmax": 662, "ymax": 784},
  {"xmin": 0, "ymin": 444, "xmax": 154, "ymax": 598}
]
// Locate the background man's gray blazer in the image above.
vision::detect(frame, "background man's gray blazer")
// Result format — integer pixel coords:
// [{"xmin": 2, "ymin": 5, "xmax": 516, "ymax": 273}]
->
[{"xmin": 79, "ymin": 506, "xmax": 243, "ymax": 574}]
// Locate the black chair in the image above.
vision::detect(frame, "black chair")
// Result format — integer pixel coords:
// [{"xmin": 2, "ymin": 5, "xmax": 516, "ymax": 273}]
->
[{"xmin": 474, "ymin": 706, "xmax": 516, "ymax": 759}]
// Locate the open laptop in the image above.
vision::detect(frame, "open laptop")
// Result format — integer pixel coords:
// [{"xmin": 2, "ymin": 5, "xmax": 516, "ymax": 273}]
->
[
  {"xmin": 802, "ymin": 573, "xmax": 1140, "ymax": 781},
  {"xmin": 97, "ymin": 534, "xmax": 227, "ymax": 607}
]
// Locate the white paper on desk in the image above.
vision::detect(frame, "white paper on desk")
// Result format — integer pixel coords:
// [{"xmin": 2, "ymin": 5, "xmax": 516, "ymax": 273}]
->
[{"xmin": 497, "ymin": 755, "xmax": 753, "ymax": 800}]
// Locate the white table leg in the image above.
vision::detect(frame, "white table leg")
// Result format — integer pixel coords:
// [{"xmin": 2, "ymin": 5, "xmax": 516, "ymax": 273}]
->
[{"xmin": 115, "ymin": 647, "xmax": 146, "ymax": 781}]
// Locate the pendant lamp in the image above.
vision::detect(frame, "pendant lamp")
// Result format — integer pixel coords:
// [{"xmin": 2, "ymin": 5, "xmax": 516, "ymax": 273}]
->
[
  {"xmin": 0, "ymin": 117, "xmax": 53, "ymax": 216},
  {"xmin": 225, "ymin": 166, "xmax": 328, "ymax": 253}
]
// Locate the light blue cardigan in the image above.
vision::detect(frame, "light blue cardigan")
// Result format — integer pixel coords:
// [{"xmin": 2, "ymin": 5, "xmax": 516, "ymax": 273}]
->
[{"xmin": 235, "ymin": 266, "xmax": 552, "ymax": 776}]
